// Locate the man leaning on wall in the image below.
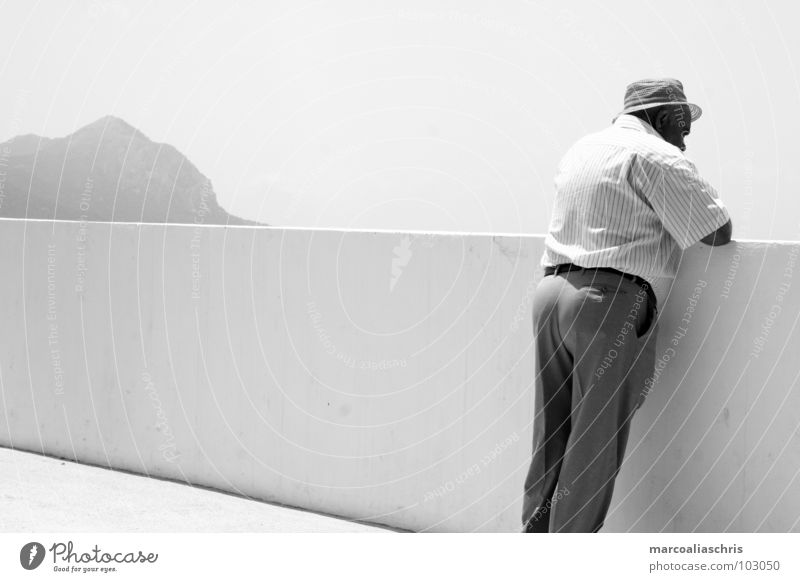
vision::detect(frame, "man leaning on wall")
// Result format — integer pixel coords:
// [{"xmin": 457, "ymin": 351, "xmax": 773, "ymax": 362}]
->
[{"xmin": 521, "ymin": 78, "xmax": 733, "ymax": 533}]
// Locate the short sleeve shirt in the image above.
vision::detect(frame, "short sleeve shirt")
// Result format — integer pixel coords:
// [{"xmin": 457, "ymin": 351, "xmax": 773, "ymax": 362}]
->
[{"xmin": 541, "ymin": 114, "xmax": 730, "ymax": 283}]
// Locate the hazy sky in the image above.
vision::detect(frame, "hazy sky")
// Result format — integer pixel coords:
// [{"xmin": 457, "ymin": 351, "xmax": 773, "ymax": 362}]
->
[{"xmin": 1, "ymin": 0, "xmax": 798, "ymax": 240}]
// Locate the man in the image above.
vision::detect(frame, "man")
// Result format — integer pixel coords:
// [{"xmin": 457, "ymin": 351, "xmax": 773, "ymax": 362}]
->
[{"xmin": 521, "ymin": 78, "xmax": 732, "ymax": 533}]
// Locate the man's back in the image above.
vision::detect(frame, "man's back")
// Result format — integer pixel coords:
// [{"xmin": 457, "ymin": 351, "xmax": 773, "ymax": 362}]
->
[{"xmin": 542, "ymin": 114, "xmax": 730, "ymax": 284}]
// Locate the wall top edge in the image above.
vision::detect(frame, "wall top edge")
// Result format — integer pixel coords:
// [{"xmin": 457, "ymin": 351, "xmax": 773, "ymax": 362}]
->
[
  {"xmin": 0, "ymin": 218, "xmax": 530, "ymax": 238},
  {"xmin": 0, "ymin": 218, "xmax": 797, "ymax": 245}
]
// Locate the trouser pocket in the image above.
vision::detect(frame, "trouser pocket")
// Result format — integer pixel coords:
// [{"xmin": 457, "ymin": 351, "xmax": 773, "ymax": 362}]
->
[{"xmin": 635, "ymin": 289, "xmax": 657, "ymax": 340}]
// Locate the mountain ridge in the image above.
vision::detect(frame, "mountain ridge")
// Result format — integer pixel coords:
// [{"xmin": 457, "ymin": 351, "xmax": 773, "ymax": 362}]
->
[{"xmin": 0, "ymin": 116, "xmax": 261, "ymax": 226}]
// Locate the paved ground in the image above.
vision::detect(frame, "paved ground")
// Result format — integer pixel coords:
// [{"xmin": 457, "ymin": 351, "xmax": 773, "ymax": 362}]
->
[{"xmin": 0, "ymin": 447, "xmax": 400, "ymax": 532}]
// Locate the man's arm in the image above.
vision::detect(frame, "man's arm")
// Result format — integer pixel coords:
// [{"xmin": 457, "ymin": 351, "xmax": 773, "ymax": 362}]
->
[
  {"xmin": 633, "ymin": 153, "xmax": 732, "ymax": 250},
  {"xmin": 700, "ymin": 218, "xmax": 733, "ymax": 246}
]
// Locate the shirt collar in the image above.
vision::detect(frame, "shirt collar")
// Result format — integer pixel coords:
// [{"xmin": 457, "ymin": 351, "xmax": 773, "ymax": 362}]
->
[{"xmin": 613, "ymin": 114, "xmax": 663, "ymax": 139}]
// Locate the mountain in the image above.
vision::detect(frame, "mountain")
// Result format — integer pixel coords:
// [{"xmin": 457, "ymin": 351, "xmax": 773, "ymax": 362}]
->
[{"xmin": 0, "ymin": 116, "xmax": 260, "ymax": 225}]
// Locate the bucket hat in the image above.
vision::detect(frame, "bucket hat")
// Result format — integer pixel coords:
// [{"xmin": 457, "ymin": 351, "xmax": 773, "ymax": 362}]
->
[{"xmin": 614, "ymin": 78, "xmax": 701, "ymax": 122}]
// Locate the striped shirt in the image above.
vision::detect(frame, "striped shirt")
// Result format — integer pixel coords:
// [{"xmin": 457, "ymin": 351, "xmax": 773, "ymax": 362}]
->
[{"xmin": 541, "ymin": 114, "xmax": 730, "ymax": 284}]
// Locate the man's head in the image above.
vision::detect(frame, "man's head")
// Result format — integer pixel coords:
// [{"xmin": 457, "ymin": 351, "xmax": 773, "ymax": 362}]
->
[
  {"xmin": 629, "ymin": 104, "xmax": 692, "ymax": 151},
  {"xmin": 614, "ymin": 78, "xmax": 701, "ymax": 151}
]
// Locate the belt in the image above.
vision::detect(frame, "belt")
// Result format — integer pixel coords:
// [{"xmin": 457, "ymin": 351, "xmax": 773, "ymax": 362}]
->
[{"xmin": 544, "ymin": 263, "xmax": 657, "ymax": 309}]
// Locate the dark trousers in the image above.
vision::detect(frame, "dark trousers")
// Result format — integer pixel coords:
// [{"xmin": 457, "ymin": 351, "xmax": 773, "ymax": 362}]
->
[{"xmin": 521, "ymin": 269, "xmax": 658, "ymax": 532}]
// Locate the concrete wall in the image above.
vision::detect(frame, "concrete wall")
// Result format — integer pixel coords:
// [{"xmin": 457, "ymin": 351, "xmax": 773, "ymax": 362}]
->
[{"xmin": 0, "ymin": 218, "xmax": 798, "ymax": 532}]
